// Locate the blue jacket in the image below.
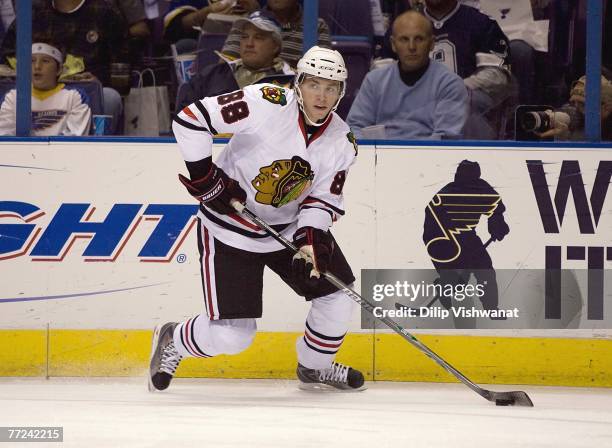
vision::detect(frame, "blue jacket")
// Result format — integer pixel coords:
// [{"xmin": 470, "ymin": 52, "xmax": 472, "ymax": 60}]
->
[{"xmin": 347, "ymin": 61, "xmax": 468, "ymax": 140}]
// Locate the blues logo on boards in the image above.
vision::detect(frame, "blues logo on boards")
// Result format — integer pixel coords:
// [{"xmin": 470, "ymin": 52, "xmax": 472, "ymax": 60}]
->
[{"xmin": 421, "ymin": 160, "xmax": 510, "ymax": 313}]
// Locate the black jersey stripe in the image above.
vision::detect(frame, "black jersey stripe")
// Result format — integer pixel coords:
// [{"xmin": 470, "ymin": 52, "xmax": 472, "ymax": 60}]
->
[
  {"xmin": 301, "ymin": 196, "xmax": 345, "ymax": 216},
  {"xmin": 299, "ymin": 205, "xmax": 335, "ymax": 221},
  {"xmin": 202, "ymin": 207, "xmax": 290, "ymax": 239},
  {"xmin": 173, "ymin": 114, "xmax": 209, "ymax": 132},
  {"xmin": 194, "ymin": 101, "xmax": 218, "ymax": 135}
]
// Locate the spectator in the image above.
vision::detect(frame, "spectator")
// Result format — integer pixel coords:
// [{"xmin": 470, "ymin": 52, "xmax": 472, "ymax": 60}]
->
[
  {"xmin": 1, "ymin": 0, "xmax": 129, "ymax": 134},
  {"xmin": 110, "ymin": 0, "xmax": 151, "ymax": 63},
  {"xmin": 457, "ymin": 0, "xmax": 552, "ymax": 106},
  {"xmin": 347, "ymin": 11, "xmax": 467, "ymax": 140},
  {"xmin": 0, "ymin": 0, "xmax": 14, "ymax": 41},
  {"xmin": 221, "ymin": 0, "xmax": 332, "ymax": 68},
  {"xmin": 0, "ymin": 42, "xmax": 91, "ymax": 136},
  {"xmin": 112, "ymin": 0, "xmax": 150, "ymax": 39},
  {"xmin": 422, "ymin": 0, "xmax": 512, "ymax": 139},
  {"xmin": 176, "ymin": 10, "xmax": 294, "ymax": 112},
  {"xmin": 164, "ymin": 0, "xmax": 260, "ymax": 53},
  {"xmin": 531, "ymin": 68, "xmax": 612, "ymax": 141}
]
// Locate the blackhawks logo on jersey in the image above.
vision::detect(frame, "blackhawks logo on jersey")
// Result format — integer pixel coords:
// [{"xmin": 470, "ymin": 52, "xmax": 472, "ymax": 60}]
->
[
  {"xmin": 251, "ymin": 156, "xmax": 314, "ymax": 207},
  {"xmin": 346, "ymin": 131, "xmax": 358, "ymax": 155},
  {"xmin": 260, "ymin": 86, "xmax": 287, "ymax": 106}
]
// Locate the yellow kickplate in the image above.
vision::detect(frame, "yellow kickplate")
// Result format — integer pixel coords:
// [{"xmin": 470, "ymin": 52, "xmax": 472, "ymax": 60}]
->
[
  {"xmin": 0, "ymin": 330, "xmax": 610, "ymax": 387},
  {"xmin": 374, "ymin": 334, "xmax": 612, "ymax": 386},
  {"xmin": 0, "ymin": 330, "xmax": 46, "ymax": 376}
]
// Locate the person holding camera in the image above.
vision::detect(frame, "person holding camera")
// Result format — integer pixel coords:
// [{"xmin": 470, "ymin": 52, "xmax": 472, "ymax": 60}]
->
[{"xmin": 530, "ymin": 69, "xmax": 612, "ymax": 141}]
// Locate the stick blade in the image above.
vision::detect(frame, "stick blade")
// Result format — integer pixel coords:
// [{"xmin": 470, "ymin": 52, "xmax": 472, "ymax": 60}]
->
[{"xmin": 490, "ymin": 390, "xmax": 534, "ymax": 407}]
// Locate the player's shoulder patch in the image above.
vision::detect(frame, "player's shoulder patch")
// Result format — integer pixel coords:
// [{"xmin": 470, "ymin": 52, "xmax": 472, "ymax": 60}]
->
[
  {"xmin": 346, "ymin": 131, "xmax": 358, "ymax": 156},
  {"xmin": 259, "ymin": 85, "xmax": 287, "ymax": 106}
]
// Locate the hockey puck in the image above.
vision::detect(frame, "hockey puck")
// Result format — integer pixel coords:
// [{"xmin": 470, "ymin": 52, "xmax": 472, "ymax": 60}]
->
[{"xmin": 495, "ymin": 399, "xmax": 514, "ymax": 406}]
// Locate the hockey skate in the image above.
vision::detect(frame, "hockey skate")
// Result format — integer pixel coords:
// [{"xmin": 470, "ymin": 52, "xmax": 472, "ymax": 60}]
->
[
  {"xmin": 297, "ymin": 362, "xmax": 366, "ymax": 391},
  {"xmin": 148, "ymin": 322, "xmax": 183, "ymax": 392}
]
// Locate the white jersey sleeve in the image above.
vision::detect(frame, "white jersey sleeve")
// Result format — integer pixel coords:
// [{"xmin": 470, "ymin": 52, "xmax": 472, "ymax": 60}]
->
[
  {"xmin": 0, "ymin": 89, "xmax": 16, "ymax": 136},
  {"xmin": 297, "ymin": 128, "xmax": 358, "ymax": 231},
  {"xmin": 172, "ymin": 85, "xmax": 268, "ymax": 163},
  {"xmin": 63, "ymin": 89, "xmax": 91, "ymax": 136}
]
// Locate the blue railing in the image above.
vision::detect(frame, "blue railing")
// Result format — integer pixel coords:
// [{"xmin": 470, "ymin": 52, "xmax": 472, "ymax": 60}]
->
[
  {"xmin": 10, "ymin": 0, "xmax": 609, "ymax": 143},
  {"xmin": 303, "ymin": 0, "xmax": 318, "ymax": 52},
  {"xmin": 15, "ymin": 0, "xmax": 32, "ymax": 137},
  {"xmin": 585, "ymin": 0, "xmax": 603, "ymax": 141},
  {"xmin": 2, "ymin": 136, "xmax": 611, "ymax": 150}
]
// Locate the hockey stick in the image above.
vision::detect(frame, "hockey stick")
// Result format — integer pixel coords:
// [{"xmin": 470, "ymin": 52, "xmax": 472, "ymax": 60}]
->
[
  {"xmin": 231, "ymin": 202, "xmax": 533, "ymax": 407},
  {"xmin": 395, "ymin": 238, "xmax": 495, "ymax": 315}
]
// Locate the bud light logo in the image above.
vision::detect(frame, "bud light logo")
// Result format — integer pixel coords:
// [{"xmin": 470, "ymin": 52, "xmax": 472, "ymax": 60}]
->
[{"xmin": 0, "ymin": 201, "xmax": 198, "ymax": 262}]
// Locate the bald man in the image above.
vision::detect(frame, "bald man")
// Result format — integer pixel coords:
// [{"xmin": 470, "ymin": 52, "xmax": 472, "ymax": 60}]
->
[{"xmin": 347, "ymin": 11, "xmax": 467, "ymax": 140}]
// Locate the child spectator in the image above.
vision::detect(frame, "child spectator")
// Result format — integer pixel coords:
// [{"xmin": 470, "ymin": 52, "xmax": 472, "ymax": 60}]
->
[
  {"xmin": 0, "ymin": 42, "xmax": 91, "ymax": 136},
  {"xmin": 1, "ymin": 0, "xmax": 128, "ymax": 134}
]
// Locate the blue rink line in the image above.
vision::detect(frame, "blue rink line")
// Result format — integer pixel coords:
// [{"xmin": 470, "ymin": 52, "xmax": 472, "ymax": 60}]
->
[
  {"xmin": 0, "ymin": 136, "xmax": 610, "ymax": 149},
  {"xmin": 0, "ymin": 282, "xmax": 169, "ymax": 304}
]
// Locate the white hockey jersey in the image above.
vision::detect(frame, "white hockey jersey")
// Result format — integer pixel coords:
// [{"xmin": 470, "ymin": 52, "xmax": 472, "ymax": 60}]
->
[
  {"xmin": 0, "ymin": 84, "xmax": 92, "ymax": 136},
  {"xmin": 173, "ymin": 83, "xmax": 358, "ymax": 253}
]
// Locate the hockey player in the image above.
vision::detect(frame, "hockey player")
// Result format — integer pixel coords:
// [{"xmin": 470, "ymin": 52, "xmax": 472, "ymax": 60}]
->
[{"xmin": 149, "ymin": 46, "xmax": 364, "ymax": 392}]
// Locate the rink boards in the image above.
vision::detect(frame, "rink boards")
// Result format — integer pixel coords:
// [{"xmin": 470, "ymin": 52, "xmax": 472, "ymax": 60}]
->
[{"xmin": 1, "ymin": 139, "xmax": 611, "ymax": 385}]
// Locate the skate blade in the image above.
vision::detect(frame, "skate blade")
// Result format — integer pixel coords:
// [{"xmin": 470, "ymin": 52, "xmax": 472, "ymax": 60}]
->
[
  {"xmin": 147, "ymin": 324, "xmax": 163, "ymax": 392},
  {"xmin": 298, "ymin": 382, "xmax": 367, "ymax": 392}
]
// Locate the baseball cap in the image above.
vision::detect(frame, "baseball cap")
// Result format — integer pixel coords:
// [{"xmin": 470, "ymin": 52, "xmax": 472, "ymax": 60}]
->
[{"xmin": 235, "ymin": 10, "xmax": 282, "ymax": 43}]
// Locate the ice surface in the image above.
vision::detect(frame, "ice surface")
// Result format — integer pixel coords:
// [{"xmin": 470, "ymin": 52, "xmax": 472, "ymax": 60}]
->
[{"xmin": 0, "ymin": 378, "xmax": 611, "ymax": 448}]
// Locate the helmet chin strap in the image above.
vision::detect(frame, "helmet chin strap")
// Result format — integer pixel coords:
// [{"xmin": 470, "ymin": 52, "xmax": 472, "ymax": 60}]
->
[{"xmin": 302, "ymin": 108, "xmax": 330, "ymax": 127}]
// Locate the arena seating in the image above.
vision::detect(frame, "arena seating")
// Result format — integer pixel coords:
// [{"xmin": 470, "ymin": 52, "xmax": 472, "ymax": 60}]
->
[
  {"xmin": 331, "ymin": 37, "xmax": 372, "ymax": 119},
  {"xmin": 195, "ymin": 33, "xmax": 229, "ymax": 71}
]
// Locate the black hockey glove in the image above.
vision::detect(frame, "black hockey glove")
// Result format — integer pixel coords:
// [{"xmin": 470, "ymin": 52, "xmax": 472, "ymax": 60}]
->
[
  {"xmin": 178, "ymin": 164, "xmax": 246, "ymax": 215},
  {"xmin": 292, "ymin": 227, "xmax": 334, "ymax": 285}
]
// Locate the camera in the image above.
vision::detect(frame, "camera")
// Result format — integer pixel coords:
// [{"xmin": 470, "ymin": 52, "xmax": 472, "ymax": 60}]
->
[
  {"xmin": 520, "ymin": 110, "xmax": 570, "ymax": 133},
  {"xmin": 515, "ymin": 106, "xmax": 574, "ymax": 140},
  {"xmin": 520, "ymin": 111, "xmax": 551, "ymax": 132}
]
